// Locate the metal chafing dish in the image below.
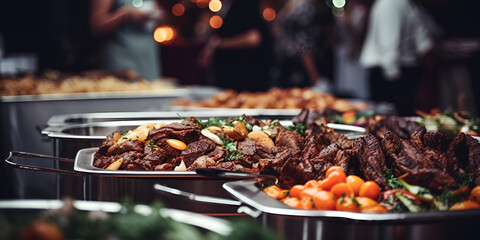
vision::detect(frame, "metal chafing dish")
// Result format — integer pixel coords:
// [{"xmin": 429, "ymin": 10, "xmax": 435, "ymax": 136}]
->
[
  {"xmin": 154, "ymin": 179, "xmax": 480, "ymax": 240},
  {"xmin": 0, "ymin": 87, "xmax": 219, "ymax": 199},
  {"xmin": 0, "ymin": 199, "xmax": 232, "ymax": 237},
  {"xmin": 8, "ymin": 117, "xmax": 365, "ymax": 214}
]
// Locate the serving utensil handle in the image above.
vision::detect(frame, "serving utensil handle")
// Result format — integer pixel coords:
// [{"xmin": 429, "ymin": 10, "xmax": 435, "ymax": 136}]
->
[
  {"xmin": 153, "ymin": 183, "xmax": 242, "ymax": 206},
  {"xmin": 5, "ymin": 151, "xmax": 79, "ymax": 176}
]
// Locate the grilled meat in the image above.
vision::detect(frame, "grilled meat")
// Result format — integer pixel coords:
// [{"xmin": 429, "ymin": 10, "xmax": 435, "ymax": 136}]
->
[{"xmin": 354, "ymin": 135, "xmax": 390, "ymax": 189}]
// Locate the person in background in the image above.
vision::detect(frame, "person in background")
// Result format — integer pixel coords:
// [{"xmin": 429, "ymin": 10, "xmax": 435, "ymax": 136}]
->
[
  {"xmin": 198, "ymin": 0, "xmax": 273, "ymax": 92},
  {"xmin": 360, "ymin": 0, "xmax": 436, "ymax": 116},
  {"xmin": 334, "ymin": 0, "xmax": 373, "ymax": 99},
  {"xmin": 271, "ymin": 0, "xmax": 335, "ymax": 92},
  {"xmin": 90, "ymin": 0, "xmax": 165, "ymax": 80}
]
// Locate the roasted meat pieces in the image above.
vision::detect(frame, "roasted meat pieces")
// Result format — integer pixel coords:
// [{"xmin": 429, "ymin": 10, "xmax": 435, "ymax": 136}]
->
[
  {"xmin": 354, "ymin": 135, "xmax": 389, "ymax": 189},
  {"xmin": 93, "ymin": 113, "xmax": 480, "ymax": 194}
]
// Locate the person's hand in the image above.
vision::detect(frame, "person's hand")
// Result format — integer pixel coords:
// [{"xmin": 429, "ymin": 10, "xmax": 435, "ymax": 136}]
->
[
  {"xmin": 198, "ymin": 36, "xmax": 222, "ymax": 68},
  {"xmin": 125, "ymin": 6, "xmax": 150, "ymax": 25},
  {"xmin": 312, "ymin": 78, "xmax": 333, "ymax": 93}
]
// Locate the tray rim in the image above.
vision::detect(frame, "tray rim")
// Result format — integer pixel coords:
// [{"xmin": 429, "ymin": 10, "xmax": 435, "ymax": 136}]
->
[{"xmin": 222, "ymin": 179, "xmax": 480, "ymax": 223}]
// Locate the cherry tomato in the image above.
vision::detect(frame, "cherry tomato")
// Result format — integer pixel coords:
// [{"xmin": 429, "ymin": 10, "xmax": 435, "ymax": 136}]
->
[
  {"xmin": 264, "ymin": 185, "xmax": 287, "ymax": 199},
  {"xmin": 282, "ymin": 197, "xmax": 300, "ymax": 208},
  {"xmin": 289, "ymin": 185, "xmax": 306, "ymax": 199},
  {"xmin": 359, "ymin": 181, "xmax": 381, "ymax": 200},
  {"xmin": 325, "ymin": 166, "xmax": 346, "ymax": 179},
  {"xmin": 469, "ymin": 185, "xmax": 480, "ymax": 203},
  {"xmin": 298, "ymin": 197, "xmax": 314, "ymax": 210},
  {"xmin": 319, "ymin": 177, "xmax": 337, "ymax": 191},
  {"xmin": 361, "ymin": 204, "xmax": 388, "ymax": 213},
  {"xmin": 355, "ymin": 197, "xmax": 378, "ymax": 212},
  {"xmin": 336, "ymin": 196, "xmax": 360, "ymax": 212},
  {"xmin": 313, "ymin": 190, "xmax": 336, "ymax": 210},
  {"xmin": 449, "ymin": 200, "xmax": 480, "ymax": 211},
  {"xmin": 300, "ymin": 187, "xmax": 320, "ymax": 200},
  {"xmin": 304, "ymin": 179, "xmax": 320, "ymax": 189},
  {"xmin": 330, "ymin": 183, "xmax": 354, "ymax": 199},
  {"xmin": 346, "ymin": 175, "xmax": 365, "ymax": 196}
]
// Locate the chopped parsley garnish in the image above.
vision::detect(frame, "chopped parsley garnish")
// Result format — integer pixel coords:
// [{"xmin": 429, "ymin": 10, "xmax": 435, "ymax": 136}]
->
[
  {"xmin": 385, "ymin": 168, "xmax": 404, "ymax": 189},
  {"xmin": 456, "ymin": 172, "xmax": 474, "ymax": 188},
  {"xmin": 269, "ymin": 120, "xmax": 279, "ymax": 128},
  {"xmin": 286, "ymin": 123, "xmax": 306, "ymax": 135},
  {"xmin": 200, "ymin": 117, "xmax": 225, "ymax": 128},
  {"xmin": 120, "ymin": 130, "xmax": 129, "ymax": 135},
  {"xmin": 149, "ymin": 140, "xmax": 158, "ymax": 150},
  {"xmin": 222, "ymin": 138, "xmax": 244, "ymax": 161}
]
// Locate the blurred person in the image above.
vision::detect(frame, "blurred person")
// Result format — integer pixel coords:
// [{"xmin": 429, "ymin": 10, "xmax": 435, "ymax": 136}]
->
[
  {"xmin": 90, "ymin": 0, "xmax": 165, "ymax": 80},
  {"xmin": 198, "ymin": 0, "xmax": 273, "ymax": 92},
  {"xmin": 271, "ymin": 0, "xmax": 335, "ymax": 91},
  {"xmin": 360, "ymin": 0, "xmax": 436, "ymax": 115},
  {"xmin": 334, "ymin": 0, "xmax": 373, "ymax": 99}
]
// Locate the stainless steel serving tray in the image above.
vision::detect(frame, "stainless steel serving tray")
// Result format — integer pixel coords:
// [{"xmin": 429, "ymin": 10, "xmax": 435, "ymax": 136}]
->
[
  {"xmin": 74, "ymin": 148, "xmax": 202, "ymax": 177},
  {"xmin": 223, "ymin": 179, "xmax": 480, "ymax": 223},
  {"xmin": 0, "ymin": 199, "xmax": 232, "ymax": 236}
]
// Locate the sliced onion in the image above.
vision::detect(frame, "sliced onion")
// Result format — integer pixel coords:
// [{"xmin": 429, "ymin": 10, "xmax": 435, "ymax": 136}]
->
[
  {"xmin": 174, "ymin": 160, "xmax": 187, "ymax": 171},
  {"xmin": 201, "ymin": 129, "xmax": 223, "ymax": 145}
]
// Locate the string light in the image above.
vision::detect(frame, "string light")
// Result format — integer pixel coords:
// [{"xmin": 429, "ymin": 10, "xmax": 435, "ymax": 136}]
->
[
  {"xmin": 209, "ymin": 0, "xmax": 222, "ymax": 12},
  {"xmin": 262, "ymin": 8, "xmax": 276, "ymax": 21},
  {"xmin": 154, "ymin": 26, "xmax": 176, "ymax": 43},
  {"xmin": 209, "ymin": 15, "xmax": 223, "ymax": 29},
  {"xmin": 172, "ymin": 3, "xmax": 185, "ymax": 16}
]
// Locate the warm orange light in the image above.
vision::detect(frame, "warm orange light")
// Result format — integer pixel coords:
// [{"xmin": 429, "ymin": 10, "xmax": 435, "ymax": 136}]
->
[
  {"xmin": 263, "ymin": 8, "xmax": 276, "ymax": 21},
  {"xmin": 172, "ymin": 3, "xmax": 185, "ymax": 16},
  {"xmin": 154, "ymin": 26, "xmax": 175, "ymax": 43},
  {"xmin": 209, "ymin": 0, "xmax": 222, "ymax": 12},
  {"xmin": 209, "ymin": 15, "xmax": 223, "ymax": 29},
  {"xmin": 196, "ymin": 0, "xmax": 209, "ymax": 8}
]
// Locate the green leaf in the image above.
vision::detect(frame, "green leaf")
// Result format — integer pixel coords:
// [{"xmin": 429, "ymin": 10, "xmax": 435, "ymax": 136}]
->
[{"xmin": 285, "ymin": 123, "xmax": 306, "ymax": 135}]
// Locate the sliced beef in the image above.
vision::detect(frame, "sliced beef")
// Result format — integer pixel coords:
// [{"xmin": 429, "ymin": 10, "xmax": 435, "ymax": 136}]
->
[
  {"xmin": 241, "ymin": 114, "xmax": 266, "ymax": 127},
  {"xmin": 401, "ymin": 168, "xmax": 459, "ymax": 193},
  {"xmin": 354, "ymin": 135, "xmax": 389, "ymax": 189},
  {"xmin": 449, "ymin": 133, "xmax": 480, "ymax": 185},
  {"xmin": 275, "ymin": 129, "xmax": 304, "ymax": 151},
  {"xmin": 409, "ymin": 127, "xmax": 458, "ymax": 176},
  {"xmin": 175, "ymin": 138, "xmax": 216, "ymax": 167},
  {"xmin": 292, "ymin": 108, "xmax": 341, "ymax": 127},
  {"xmin": 382, "ymin": 131, "xmax": 423, "ymax": 176},
  {"xmin": 278, "ymin": 154, "xmax": 315, "ymax": 188},
  {"xmin": 106, "ymin": 140, "xmax": 144, "ymax": 156},
  {"xmin": 310, "ymin": 143, "xmax": 339, "ymax": 178},
  {"xmin": 366, "ymin": 116, "xmax": 423, "ymax": 140},
  {"xmin": 148, "ymin": 120, "xmax": 201, "ymax": 143},
  {"xmin": 237, "ymin": 138, "xmax": 276, "ymax": 164},
  {"xmin": 259, "ymin": 148, "xmax": 298, "ymax": 176},
  {"xmin": 206, "ymin": 147, "xmax": 227, "ymax": 161},
  {"xmin": 187, "ymin": 156, "xmax": 217, "ymax": 170},
  {"xmin": 143, "ymin": 148, "xmax": 172, "ymax": 165},
  {"xmin": 154, "ymin": 163, "xmax": 174, "ymax": 171},
  {"xmin": 334, "ymin": 149, "xmax": 355, "ymax": 175},
  {"xmin": 210, "ymin": 161, "xmax": 236, "ymax": 171}
]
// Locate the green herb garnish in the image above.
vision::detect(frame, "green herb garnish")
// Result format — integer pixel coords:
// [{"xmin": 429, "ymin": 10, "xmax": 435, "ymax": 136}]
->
[
  {"xmin": 385, "ymin": 168, "xmax": 404, "ymax": 189},
  {"xmin": 285, "ymin": 123, "xmax": 306, "ymax": 135}
]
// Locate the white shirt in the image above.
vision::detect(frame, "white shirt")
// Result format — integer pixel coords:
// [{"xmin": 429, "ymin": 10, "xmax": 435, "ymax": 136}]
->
[{"xmin": 360, "ymin": 0, "xmax": 434, "ymax": 80}]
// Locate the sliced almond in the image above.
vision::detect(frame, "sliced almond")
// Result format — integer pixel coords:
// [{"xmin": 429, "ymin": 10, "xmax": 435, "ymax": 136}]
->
[
  {"xmin": 106, "ymin": 158, "xmax": 124, "ymax": 170},
  {"xmin": 248, "ymin": 131, "xmax": 274, "ymax": 147}
]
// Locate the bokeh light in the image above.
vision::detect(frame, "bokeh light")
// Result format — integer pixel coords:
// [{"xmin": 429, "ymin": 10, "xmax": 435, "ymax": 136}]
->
[
  {"xmin": 262, "ymin": 8, "xmax": 276, "ymax": 21},
  {"xmin": 209, "ymin": 15, "xmax": 223, "ymax": 29},
  {"xmin": 196, "ymin": 0, "xmax": 209, "ymax": 8},
  {"xmin": 209, "ymin": 0, "xmax": 222, "ymax": 12},
  {"xmin": 332, "ymin": 0, "xmax": 346, "ymax": 9},
  {"xmin": 154, "ymin": 26, "xmax": 176, "ymax": 43},
  {"xmin": 172, "ymin": 3, "xmax": 185, "ymax": 16}
]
